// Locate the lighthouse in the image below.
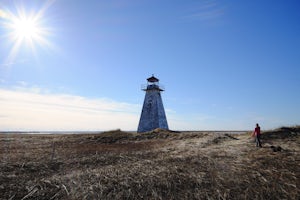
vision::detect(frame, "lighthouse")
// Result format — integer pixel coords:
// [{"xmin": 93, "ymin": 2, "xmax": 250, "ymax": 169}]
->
[{"xmin": 137, "ymin": 75, "xmax": 169, "ymax": 132}]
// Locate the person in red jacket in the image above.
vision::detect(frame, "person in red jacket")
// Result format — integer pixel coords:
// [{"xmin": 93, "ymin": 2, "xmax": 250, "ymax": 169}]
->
[{"xmin": 252, "ymin": 123, "xmax": 262, "ymax": 147}]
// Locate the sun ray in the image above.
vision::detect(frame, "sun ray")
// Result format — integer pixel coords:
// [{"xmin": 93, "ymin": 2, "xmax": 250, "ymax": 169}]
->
[{"xmin": 0, "ymin": 0, "xmax": 56, "ymax": 66}]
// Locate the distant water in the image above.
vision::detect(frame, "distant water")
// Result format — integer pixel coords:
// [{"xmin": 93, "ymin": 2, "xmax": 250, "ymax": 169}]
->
[
  {"xmin": 0, "ymin": 131, "xmax": 103, "ymax": 134},
  {"xmin": 0, "ymin": 130, "xmax": 249, "ymax": 134}
]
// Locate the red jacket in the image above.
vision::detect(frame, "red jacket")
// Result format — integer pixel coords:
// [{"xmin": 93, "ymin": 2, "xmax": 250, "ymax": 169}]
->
[{"xmin": 254, "ymin": 127, "xmax": 261, "ymax": 136}]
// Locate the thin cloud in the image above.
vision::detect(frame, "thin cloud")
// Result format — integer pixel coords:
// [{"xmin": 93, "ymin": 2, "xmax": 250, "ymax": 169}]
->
[
  {"xmin": 182, "ymin": 0, "xmax": 226, "ymax": 22},
  {"xmin": 0, "ymin": 87, "xmax": 140, "ymax": 131},
  {"xmin": 0, "ymin": 59, "xmax": 30, "ymax": 68}
]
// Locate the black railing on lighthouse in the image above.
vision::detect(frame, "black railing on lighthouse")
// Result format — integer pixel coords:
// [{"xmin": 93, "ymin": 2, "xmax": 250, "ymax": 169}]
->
[{"xmin": 141, "ymin": 84, "xmax": 165, "ymax": 91}]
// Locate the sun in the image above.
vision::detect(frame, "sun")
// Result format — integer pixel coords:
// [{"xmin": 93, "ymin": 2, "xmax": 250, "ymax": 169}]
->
[
  {"xmin": 5, "ymin": 8, "xmax": 49, "ymax": 48},
  {"xmin": 11, "ymin": 16, "xmax": 40, "ymax": 41},
  {"xmin": 0, "ymin": 1, "xmax": 55, "ymax": 64}
]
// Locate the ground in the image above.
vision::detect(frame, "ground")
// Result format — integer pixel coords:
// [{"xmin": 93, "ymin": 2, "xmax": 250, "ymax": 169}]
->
[{"xmin": 0, "ymin": 127, "xmax": 299, "ymax": 199}]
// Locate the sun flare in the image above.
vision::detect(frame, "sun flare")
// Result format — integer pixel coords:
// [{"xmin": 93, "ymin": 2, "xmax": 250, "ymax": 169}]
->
[
  {"xmin": 11, "ymin": 16, "xmax": 40, "ymax": 40},
  {"xmin": 0, "ymin": 1, "xmax": 55, "ymax": 63}
]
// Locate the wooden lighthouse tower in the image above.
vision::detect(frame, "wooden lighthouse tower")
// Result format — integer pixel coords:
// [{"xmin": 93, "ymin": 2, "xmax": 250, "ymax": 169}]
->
[{"xmin": 137, "ymin": 75, "xmax": 169, "ymax": 132}]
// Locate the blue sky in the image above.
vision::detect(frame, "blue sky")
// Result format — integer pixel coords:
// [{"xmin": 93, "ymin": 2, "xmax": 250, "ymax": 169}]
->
[{"xmin": 0, "ymin": 0, "xmax": 299, "ymax": 131}]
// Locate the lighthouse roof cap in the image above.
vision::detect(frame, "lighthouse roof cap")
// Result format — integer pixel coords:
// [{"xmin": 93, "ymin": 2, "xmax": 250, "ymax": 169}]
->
[{"xmin": 147, "ymin": 75, "xmax": 159, "ymax": 82}]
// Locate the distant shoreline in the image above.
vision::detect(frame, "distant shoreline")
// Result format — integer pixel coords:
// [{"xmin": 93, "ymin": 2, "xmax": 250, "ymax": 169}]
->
[{"xmin": 0, "ymin": 130, "xmax": 250, "ymax": 135}]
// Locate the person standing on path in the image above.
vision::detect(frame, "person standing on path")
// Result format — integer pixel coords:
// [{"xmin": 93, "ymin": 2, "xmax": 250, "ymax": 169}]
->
[{"xmin": 252, "ymin": 123, "xmax": 262, "ymax": 147}]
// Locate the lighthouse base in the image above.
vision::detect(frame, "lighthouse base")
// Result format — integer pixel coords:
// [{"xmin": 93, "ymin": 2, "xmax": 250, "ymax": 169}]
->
[{"xmin": 137, "ymin": 89, "xmax": 169, "ymax": 133}]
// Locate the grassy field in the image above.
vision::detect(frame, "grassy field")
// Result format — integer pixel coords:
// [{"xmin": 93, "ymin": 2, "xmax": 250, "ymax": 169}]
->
[{"xmin": 0, "ymin": 127, "xmax": 299, "ymax": 199}]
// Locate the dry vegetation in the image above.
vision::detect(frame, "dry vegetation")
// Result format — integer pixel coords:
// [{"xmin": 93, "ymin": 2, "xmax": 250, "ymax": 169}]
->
[{"xmin": 0, "ymin": 127, "xmax": 299, "ymax": 199}]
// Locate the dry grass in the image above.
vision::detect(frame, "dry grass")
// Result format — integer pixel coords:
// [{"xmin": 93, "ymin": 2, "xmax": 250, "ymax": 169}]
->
[{"xmin": 0, "ymin": 127, "xmax": 299, "ymax": 199}]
